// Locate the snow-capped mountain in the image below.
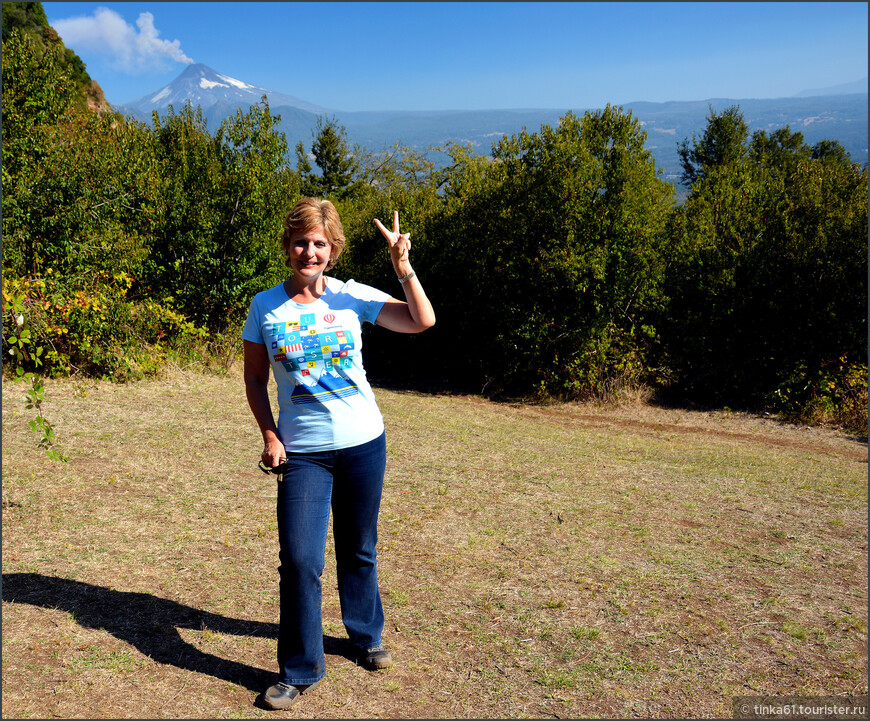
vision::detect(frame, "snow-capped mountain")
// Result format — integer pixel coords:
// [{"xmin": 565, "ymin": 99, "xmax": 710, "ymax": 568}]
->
[{"xmin": 120, "ymin": 63, "xmax": 329, "ymax": 120}]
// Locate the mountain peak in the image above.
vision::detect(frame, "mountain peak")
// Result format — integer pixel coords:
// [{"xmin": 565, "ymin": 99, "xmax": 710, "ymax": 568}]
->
[
  {"xmin": 122, "ymin": 64, "xmax": 328, "ymax": 117},
  {"xmin": 178, "ymin": 62, "xmax": 216, "ymax": 76},
  {"xmin": 174, "ymin": 63, "xmax": 253, "ymax": 90}
]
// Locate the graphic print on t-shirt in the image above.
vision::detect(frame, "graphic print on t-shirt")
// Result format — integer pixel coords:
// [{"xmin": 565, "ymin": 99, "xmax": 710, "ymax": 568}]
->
[{"xmin": 268, "ymin": 313, "xmax": 359, "ymax": 405}]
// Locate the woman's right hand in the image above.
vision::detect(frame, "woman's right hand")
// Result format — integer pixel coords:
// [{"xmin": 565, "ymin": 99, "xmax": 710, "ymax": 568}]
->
[
  {"xmin": 261, "ymin": 437, "xmax": 286, "ymax": 469},
  {"xmin": 244, "ymin": 339, "xmax": 287, "ymax": 472}
]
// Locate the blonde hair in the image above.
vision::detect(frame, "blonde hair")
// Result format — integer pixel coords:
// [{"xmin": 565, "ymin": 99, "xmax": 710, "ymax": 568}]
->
[{"xmin": 282, "ymin": 197, "xmax": 346, "ymax": 270}]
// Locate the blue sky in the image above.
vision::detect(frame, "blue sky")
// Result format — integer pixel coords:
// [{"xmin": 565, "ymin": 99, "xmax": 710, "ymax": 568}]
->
[{"xmin": 45, "ymin": 2, "xmax": 868, "ymax": 111}]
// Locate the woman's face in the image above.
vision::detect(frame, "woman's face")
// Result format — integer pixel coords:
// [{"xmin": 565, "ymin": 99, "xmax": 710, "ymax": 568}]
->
[{"xmin": 288, "ymin": 226, "xmax": 332, "ymax": 278}]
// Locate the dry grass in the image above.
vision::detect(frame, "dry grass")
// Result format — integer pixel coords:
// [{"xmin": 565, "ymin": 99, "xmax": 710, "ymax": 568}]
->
[{"xmin": 2, "ymin": 368, "xmax": 867, "ymax": 718}]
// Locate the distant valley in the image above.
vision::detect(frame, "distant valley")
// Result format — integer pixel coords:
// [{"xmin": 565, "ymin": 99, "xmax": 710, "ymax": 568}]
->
[{"xmin": 117, "ymin": 64, "xmax": 868, "ymax": 185}]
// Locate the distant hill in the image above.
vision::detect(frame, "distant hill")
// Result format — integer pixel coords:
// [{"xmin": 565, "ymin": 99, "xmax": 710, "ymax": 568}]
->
[
  {"xmin": 115, "ymin": 63, "xmax": 869, "ymax": 184},
  {"xmin": 621, "ymin": 94, "xmax": 868, "ymax": 181},
  {"xmin": 794, "ymin": 77, "xmax": 867, "ymax": 97}
]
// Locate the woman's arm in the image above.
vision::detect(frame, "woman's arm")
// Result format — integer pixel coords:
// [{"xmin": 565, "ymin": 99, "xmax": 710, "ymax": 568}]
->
[
  {"xmin": 373, "ymin": 211, "xmax": 436, "ymax": 334},
  {"xmin": 243, "ymin": 339, "xmax": 285, "ymax": 467},
  {"xmin": 376, "ymin": 279, "xmax": 436, "ymax": 333}
]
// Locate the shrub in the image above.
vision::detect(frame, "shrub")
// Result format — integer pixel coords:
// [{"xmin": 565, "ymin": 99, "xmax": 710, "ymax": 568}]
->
[
  {"xmin": 2, "ymin": 272, "xmax": 210, "ymax": 381},
  {"xmin": 772, "ymin": 354, "xmax": 868, "ymax": 433}
]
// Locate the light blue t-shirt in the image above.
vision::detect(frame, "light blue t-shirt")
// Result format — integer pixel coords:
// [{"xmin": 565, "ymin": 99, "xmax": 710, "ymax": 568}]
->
[{"xmin": 242, "ymin": 277, "xmax": 391, "ymax": 453}]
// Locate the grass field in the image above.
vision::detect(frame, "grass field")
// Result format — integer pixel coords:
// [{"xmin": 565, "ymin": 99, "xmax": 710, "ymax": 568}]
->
[{"xmin": 2, "ymin": 369, "xmax": 867, "ymax": 719}]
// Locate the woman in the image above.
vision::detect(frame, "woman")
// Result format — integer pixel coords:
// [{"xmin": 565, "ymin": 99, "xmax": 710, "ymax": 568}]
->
[{"xmin": 242, "ymin": 198, "xmax": 435, "ymax": 710}]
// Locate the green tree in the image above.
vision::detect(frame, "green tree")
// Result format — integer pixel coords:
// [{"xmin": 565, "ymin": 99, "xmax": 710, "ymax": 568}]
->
[
  {"xmin": 660, "ymin": 159, "xmax": 770, "ymax": 400},
  {"xmin": 423, "ymin": 107, "xmax": 674, "ymax": 397},
  {"xmin": 749, "ymin": 125, "xmax": 811, "ymax": 181},
  {"xmin": 810, "ymin": 138, "xmax": 852, "ymax": 165},
  {"xmin": 2, "ymin": 2, "xmax": 95, "ymax": 103},
  {"xmin": 1, "ymin": 28, "xmax": 128, "ymax": 278},
  {"xmin": 664, "ymin": 106, "xmax": 867, "ymax": 424},
  {"xmin": 1, "ymin": 27, "xmax": 75, "ymax": 158},
  {"xmin": 294, "ymin": 140, "xmax": 316, "ymax": 196},
  {"xmin": 2, "ymin": 1, "xmax": 49, "ymax": 42},
  {"xmin": 336, "ymin": 142, "xmax": 440, "ymax": 290},
  {"xmin": 678, "ymin": 105, "xmax": 749, "ymax": 187},
  {"xmin": 146, "ymin": 99, "xmax": 291, "ymax": 332},
  {"xmin": 296, "ymin": 115, "xmax": 359, "ymax": 198},
  {"xmin": 326, "ymin": 142, "xmax": 443, "ymax": 382}
]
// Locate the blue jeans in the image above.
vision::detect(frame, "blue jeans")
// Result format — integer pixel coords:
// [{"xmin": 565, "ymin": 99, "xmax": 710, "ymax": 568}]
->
[{"xmin": 275, "ymin": 431, "xmax": 387, "ymax": 685}]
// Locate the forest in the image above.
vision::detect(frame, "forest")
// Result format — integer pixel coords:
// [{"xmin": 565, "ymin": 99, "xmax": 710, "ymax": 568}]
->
[{"xmin": 3, "ymin": 12, "xmax": 867, "ymax": 438}]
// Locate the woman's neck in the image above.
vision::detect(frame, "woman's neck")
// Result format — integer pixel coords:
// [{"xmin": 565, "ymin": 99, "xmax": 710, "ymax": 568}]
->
[{"xmin": 285, "ymin": 274, "xmax": 327, "ymax": 304}]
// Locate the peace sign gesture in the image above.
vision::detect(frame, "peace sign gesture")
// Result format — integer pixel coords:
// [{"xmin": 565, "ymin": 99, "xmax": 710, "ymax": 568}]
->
[
  {"xmin": 374, "ymin": 211, "xmax": 412, "ymax": 275},
  {"xmin": 371, "ymin": 209, "xmax": 435, "ymax": 332}
]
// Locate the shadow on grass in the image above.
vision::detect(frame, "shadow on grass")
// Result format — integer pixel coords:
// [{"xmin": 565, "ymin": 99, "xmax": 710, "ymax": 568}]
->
[{"xmin": 2, "ymin": 573, "xmax": 359, "ymax": 694}]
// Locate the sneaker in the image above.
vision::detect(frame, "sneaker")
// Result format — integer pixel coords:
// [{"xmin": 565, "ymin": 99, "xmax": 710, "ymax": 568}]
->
[
  {"xmin": 360, "ymin": 644, "xmax": 393, "ymax": 670},
  {"xmin": 262, "ymin": 680, "xmax": 320, "ymax": 710}
]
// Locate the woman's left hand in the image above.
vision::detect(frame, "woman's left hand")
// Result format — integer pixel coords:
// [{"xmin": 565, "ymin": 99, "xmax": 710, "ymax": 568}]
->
[{"xmin": 374, "ymin": 211, "xmax": 412, "ymax": 277}]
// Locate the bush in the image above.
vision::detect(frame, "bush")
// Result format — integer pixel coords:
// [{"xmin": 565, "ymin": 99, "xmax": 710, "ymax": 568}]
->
[
  {"xmin": 2, "ymin": 272, "xmax": 211, "ymax": 381},
  {"xmin": 772, "ymin": 355, "xmax": 868, "ymax": 433}
]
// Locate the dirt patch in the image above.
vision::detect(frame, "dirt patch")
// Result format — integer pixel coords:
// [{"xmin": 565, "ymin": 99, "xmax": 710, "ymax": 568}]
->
[{"xmin": 517, "ymin": 403, "xmax": 868, "ymax": 462}]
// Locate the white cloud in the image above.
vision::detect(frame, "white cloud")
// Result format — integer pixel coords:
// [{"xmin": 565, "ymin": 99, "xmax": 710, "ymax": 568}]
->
[{"xmin": 51, "ymin": 7, "xmax": 194, "ymax": 74}]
